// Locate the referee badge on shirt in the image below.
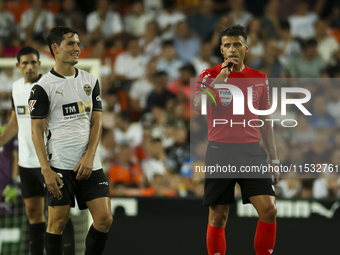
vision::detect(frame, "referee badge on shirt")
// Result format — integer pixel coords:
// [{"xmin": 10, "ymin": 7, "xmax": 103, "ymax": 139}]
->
[
  {"xmin": 83, "ymin": 84, "xmax": 92, "ymax": 96},
  {"xmin": 219, "ymin": 89, "xmax": 233, "ymax": 106}
]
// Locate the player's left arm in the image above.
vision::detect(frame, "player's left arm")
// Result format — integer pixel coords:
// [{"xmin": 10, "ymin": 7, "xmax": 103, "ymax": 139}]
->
[
  {"xmin": 74, "ymin": 80, "xmax": 103, "ymax": 180},
  {"xmin": 258, "ymin": 77, "xmax": 280, "ymax": 185}
]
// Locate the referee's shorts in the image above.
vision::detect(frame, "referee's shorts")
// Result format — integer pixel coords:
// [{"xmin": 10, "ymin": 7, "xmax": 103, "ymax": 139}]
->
[{"xmin": 203, "ymin": 141, "xmax": 275, "ymax": 205}]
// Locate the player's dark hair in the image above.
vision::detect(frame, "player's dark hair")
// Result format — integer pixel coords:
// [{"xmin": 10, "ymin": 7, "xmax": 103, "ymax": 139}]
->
[
  {"xmin": 16, "ymin": 46, "xmax": 40, "ymax": 63},
  {"xmin": 47, "ymin": 26, "xmax": 78, "ymax": 58},
  {"xmin": 163, "ymin": 0, "xmax": 175, "ymax": 9},
  {"xmin": 220, "ymin": 25, "xmax": 247, "ymax": 43},
  {"xmin": 280, "ymin": 20, "xmax": 290, "ymax": 31},
  {"xmin": 162, "ymin": 40, "xmax": 174, "ymax": 48},
  {"xmin": 302, "ymin": 38, "xmax": 317, "ymax": 50}
]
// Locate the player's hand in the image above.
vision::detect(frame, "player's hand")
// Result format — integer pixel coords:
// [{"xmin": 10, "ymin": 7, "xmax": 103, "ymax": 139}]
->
[
  {"xmin": 219, "ymin": 58, "xmax": 238, "ymax": 77},
  {"xmin": 271, "ymin": 164, "xmax": 280, "ymax": 185},
  {"xmin": 43, "ymin": 168, "xmax": 63, "ymax": 198},
  {"xmin": 74, "ymin": 154, "xmax": 93, "ymax": 180}
]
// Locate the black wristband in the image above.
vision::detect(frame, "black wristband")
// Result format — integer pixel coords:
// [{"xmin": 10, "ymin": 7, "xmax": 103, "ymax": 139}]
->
[{"xmin": 221, "ymin": 65, "xmax": 228, "ymax": 70}]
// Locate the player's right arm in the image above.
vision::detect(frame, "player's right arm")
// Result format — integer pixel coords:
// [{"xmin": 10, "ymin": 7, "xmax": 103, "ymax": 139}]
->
[
  {"xmin": 0, "ymin": 111, "xmax": 18, "ymax": 147},
  {"xmin": 29, "ymin": 85, "xmax": 63, "ymax": 198},
  {"xmin": 194, "ymin": 58, "xmax": 238, "ymax": 112}
]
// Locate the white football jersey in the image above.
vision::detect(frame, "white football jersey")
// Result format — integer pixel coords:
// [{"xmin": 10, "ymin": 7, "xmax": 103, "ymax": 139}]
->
[
  {"xmin": 12, "ymin": 76, "xmax": 41, "ymax": 168},
  {"xmin": 29, "ymin": 68, "xmax": 102, "ymax": 171}
]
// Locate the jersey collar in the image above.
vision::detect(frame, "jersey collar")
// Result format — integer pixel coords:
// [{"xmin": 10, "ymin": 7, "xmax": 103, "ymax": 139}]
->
[{"xmin": 50, "ymin": 68, "xmax": 79, "ymax": 79}]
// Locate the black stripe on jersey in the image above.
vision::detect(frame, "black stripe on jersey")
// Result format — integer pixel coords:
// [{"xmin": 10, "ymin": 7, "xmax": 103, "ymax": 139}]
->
[
  {"xmin": 11, "ymin": 93, "xmax": 15, "ymax": 110},
  {"xmin": 92, "ymin": 80, "xmax": 102, "ymax": 112},
  {"xmin": 50, "ymin": 68, "xmax": 79, "ymax": 79}
]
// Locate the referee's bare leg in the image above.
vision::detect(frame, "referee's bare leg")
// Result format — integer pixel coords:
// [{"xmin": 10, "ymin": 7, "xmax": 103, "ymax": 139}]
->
[
  {"xmin": 207, "ymin": 204, "xmax": 229, "ymax": 255},
  {"xmin": 249, "ymin": 195, "xmax": 277, "ymax": 255},
  {"xmin": 85, "ymin": 197, "xmax": 113, "ymax": 255}
]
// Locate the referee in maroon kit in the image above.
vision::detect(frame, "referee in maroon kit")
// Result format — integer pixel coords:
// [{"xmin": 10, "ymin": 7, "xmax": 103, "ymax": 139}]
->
[{"xmin": 194, "ymin": 25, "xmax": 280, "ymax": 255}]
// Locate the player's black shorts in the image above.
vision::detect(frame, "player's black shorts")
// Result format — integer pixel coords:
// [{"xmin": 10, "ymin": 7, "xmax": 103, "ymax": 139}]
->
[
  {"xmin": 203, "ymin": 141, "xmax": 275, "ymax": 205},
  {"xmin": 47, "ymin": 168, "xmax": 110, "ymax": 210},
  {"xmin": 19, "ymin": 166, "xmax": 45, "ymax": 199}
]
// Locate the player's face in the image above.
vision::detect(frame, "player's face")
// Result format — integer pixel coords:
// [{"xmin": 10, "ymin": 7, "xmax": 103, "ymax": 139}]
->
[
  {"xmin": 16, "ymin": 53, "xmax": 41, "ymax": 83},
  {"xmin": 56, "ymin": 33, "xmax": 80, "ymax": 65},
  {"xmin": 220, "ymin": 35, "xmax": 248, "ymax": 64}
]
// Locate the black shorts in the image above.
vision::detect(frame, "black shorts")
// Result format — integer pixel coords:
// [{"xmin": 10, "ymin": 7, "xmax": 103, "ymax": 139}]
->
[
  {"xmin": 19, "ymin": 167, "xmax": 45, "ymax": 199},
  {"xmin": 47, "ymin": 168, "xmax": 110, "ymax": 210},
  {"xmin": 203, "ymin": 141, "xmax": 275, "ymax": 205}
]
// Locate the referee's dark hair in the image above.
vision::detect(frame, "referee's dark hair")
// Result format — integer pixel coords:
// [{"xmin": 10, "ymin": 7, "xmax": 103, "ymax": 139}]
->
[
  {"xmin": 47, "ymin": 26, "xmax": 78, "ymax": 59},
  {"xmin": 220, "ymin": 25, "xmax": 247, "ymax": 43},
  {"xmin": 16, "ymin": 46, "xmax": 40, "ymax": 63}
]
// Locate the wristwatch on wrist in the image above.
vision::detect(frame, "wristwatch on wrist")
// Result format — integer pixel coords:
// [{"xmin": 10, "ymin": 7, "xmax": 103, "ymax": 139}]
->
[{"xmin": 271, "ymin": 159, "xmax": 281, "ymax": 165}]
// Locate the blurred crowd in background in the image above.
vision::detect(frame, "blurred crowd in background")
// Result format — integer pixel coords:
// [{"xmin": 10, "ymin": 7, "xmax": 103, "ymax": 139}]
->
[{"xmin": 0, "ymin": 0, "xmax": 340, "ymax": 199}]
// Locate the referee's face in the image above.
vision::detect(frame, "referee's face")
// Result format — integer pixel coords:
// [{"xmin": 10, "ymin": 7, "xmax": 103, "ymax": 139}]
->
[
  {"xmin": 57, "ymin": 33, "xmax": 80, "ymax": 65},
  {"xmin": 220, "ymin": 35, "xmax": 248, "ymax": 65}
]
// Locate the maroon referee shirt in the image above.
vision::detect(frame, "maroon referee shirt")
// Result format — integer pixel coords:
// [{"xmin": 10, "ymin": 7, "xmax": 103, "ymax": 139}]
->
[{"xmin": 195, "ymin": 64, "xmax": 270, "ymax": 143}]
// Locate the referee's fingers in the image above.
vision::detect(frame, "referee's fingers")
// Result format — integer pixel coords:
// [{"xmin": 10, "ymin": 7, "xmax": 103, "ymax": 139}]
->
[{"xmin": 76, "ymin": 166, "xmax": 84, "ymax": 180}]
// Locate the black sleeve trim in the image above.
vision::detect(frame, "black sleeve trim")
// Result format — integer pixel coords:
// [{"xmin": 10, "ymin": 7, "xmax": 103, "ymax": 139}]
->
[
  {"xmin": 29, "ymin": 84, "xmax": 49, "ymax": 118},
  {"xmin": 92, "ymin": 80, "xmax": 102, "ymax": 111}
]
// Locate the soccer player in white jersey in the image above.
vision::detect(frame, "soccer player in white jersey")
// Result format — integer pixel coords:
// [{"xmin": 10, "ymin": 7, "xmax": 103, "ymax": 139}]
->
[
  {"xmin": 0, "ymin": 47, "xmax": 75, "ymax": 255},
  {"xmin": 29, "ymin": 27, "xmax": 113, "ymax": 255}
]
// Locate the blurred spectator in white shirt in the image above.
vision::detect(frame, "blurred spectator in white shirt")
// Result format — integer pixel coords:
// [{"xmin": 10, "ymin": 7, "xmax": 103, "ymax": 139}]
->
[
  {"xmin": 114, "ymin": 111, "xmax": 143, "ymax": 148},
  {"xmin": 86, "ymin": 0, "xmax": 123, "ymax": 43},
  {"xmin": 191, "ymin": 40, "xmax": 219, "ymax": 75},
  {"xmin": 314, "ymin": 19, "xmax": 340, "ymax": 68},
  {"xmin": 0, "ymin": 68, "xmax": 20, "ymax": 109},
  {"xmin": 0, "ymin": 0, "xmax": 15, "ymax": 44},
  {"xmin": 157, "ymin": 40, "xmax": 184, "ymax": 81},
  {"xmin": 278, "ymin": 20, "xmax": 301, "ymax": 67},
  {"xmin": 125, "ymin": 0, "xmax": 153, "ymax": 37},
  {"xmin": 130, "ymin": 57, "xmax": 157, "ymax": 112},
  {"xmin": 287, "ymin": 0, "xmax": 324, "ymax": 40},
  {"xmin": 174, "ymin": 21, "xmax": 201, "ymax": 63},
  {"xmin": 156, "ymin": 0, "xmax": 185, "ymax": 40},
  {"xmin": 20, "ymin": 0, "xmax": 54, "ymax": 41},
  {"xmin": 139, "ymin": 20, "xmax": 162, "ymax": 57},
  {"xmin": 114, "ymin": 37, "xmax": 148, "ymax": 83},
  {"xmin": 246, "ymin": 18, "xmax": 265, "ymax": 66},
  {"xmin": 228, "ymin": 0, "xmax": 253, "ymax": 28},
  {"xmin": 141, "ymin": 138, "xmax": 167, "ymax": 183}
]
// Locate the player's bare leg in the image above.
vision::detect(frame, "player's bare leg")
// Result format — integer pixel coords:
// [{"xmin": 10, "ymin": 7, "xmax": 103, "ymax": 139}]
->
[
  {"xmin": 45, "ymin": 205, "xmax": 71, "ymax": 255},
  {"xmin": 24, "ymin": 196, "xmax": 45, "ymax": 255},
  {"xmin": 85, "ymin": 197, "xmax": 113, "ymax": 255},
  {"xmin": 249, "ymin": 195, "xmax": 277, "ymax": 255},
  {"xmin": 207, "ymin": 204, "xmax": 229, "ymax": 255}
]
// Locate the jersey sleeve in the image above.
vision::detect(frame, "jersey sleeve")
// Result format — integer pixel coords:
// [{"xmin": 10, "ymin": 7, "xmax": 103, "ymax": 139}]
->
[
  {"xmin": 195, "ymin": 69, "xmax": 214, "ymax": 96},
  {"xmin": 29, "ymin": 84, "xmax": 49, "ymax": 119},
  {"xmin": 92, "ymin": 80, "xmax": 102, "ymax": 112},
  {"xmin": 259, "ymin": 76, "xmax": 270, "ymax": 110}
]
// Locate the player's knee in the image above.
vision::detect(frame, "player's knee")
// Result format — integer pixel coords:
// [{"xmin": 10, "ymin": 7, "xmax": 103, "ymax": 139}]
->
[
  {"xmin": 49, "ymin": 218, "xmax": 69, "ymax": 234},
  {"xmin": 95, "ymin": 213, "xmax": 113, "ymax": 229},
  {"xmin": 260, "ymin": 204, "xmax": 277, "ymax": 221},
  {"xmin": 25, "ymin": 205, "xmax": 43, "ymax": 221},
  {"xmin": 210, "ymin": 211, "xmax": 228, "ymax": 227}
]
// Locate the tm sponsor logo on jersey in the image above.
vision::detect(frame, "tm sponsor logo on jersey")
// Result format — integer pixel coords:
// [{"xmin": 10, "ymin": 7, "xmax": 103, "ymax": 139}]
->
[
  {"xmin": 62, "ymin": 101, "xmax": 91, "ymax": 119},
  {"xmin": 16, "ymin": 105, "xmax": 29, "ymax": 115}
]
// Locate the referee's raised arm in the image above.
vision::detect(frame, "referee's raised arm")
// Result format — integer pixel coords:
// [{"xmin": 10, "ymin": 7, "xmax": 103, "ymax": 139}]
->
[{"xmin": 194, "ymin": 58, "xmax": 238, "ymax": 112}]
